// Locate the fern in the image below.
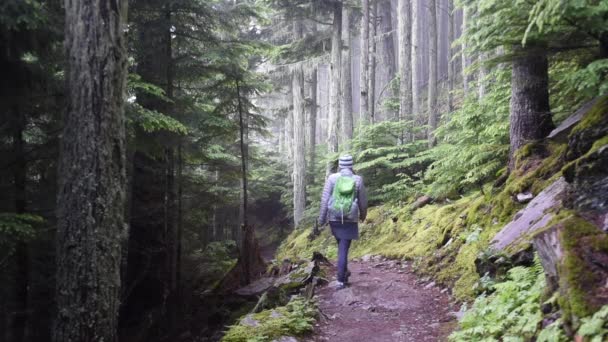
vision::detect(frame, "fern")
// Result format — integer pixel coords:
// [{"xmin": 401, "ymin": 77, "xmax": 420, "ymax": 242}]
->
[{"xmin": 449, "ymin": 258, "xmax": 545, "ymax": 341}]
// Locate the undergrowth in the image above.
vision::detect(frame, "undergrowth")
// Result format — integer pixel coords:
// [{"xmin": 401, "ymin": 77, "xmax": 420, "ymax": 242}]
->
[
  {"xmin": 449, "ymin": 258, "xmax": 546, "ymax": 341},
  {"xmin": 221, "ymin": 296, "xmax": 317, "ymax": 342}
]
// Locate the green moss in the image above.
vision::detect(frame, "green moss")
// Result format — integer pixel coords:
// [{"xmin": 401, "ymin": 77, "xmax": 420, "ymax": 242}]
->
[
  {"xmin": 222, "ymin": 296, "xmax": 317, "ymax": 342},
  {"xmin": 557, "ymin": 215, "xmax": 608, "ymax": 321}
]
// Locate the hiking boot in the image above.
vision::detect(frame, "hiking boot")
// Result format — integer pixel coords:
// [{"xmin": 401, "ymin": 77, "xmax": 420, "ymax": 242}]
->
[{"xmin": 335, "ymin": 281, "xmax": 347, "ymax": 290}]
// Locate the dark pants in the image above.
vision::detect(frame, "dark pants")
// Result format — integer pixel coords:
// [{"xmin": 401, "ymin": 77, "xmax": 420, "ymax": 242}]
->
[{"xmin": 336, "ymin": 238, "xmax": 351, "ymax": 283}]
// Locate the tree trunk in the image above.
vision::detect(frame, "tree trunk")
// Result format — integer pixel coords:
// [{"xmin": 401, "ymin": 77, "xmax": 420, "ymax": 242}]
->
[
  {"xmin": 447, "ymin": 0, "xmax": 454, "ymax": 112},
  {"xmin": 428, "ymin": 0, "xmax": 438, "ymax": 146},
  {"xmin": 55, "ymin": 0, "xmax": 128, "ymax": 340},
  {"xmin": 600, "ymin": 32, "xmax": 608, "ymax": 59},
  {"xmin": 306, "ymin": 67, "xmax": 318, "ymax": 185},
  {"xmin": 508, "ymin": 46, "xmax": 554, "ymax": 169},
  {"xmin": 398, "ymin": 0, "xmax": 412, "ymax": 142},
  {"xmin": 478, "ymin": 52, "xmax": 488, "ymax": 99},
  {"xmin": 341, "ymin": 5, "xmax": 353, "ymax": 145},
  {"xmin": 292, "ymin": 65, "xmax": 306, "ymax": 227},
  {"xmin": 411, "ymin": 0, "xmax": 421, "ymax": 121},
  {"xmin": 327, "ymin": 2, "xmax": 342, "ymax": 176},
  {"xmin": 377, "ymin": 0, "xmax": 397, "ymax": 121},
  {"xmin": 360, "ymin": 0, "xmax": 370, "ymax": 124},
  {"xmin": 368, "ymin": 1, "xmax": 377, "ymax": 123},
  {"xmin": 11, "ymin": 106, "xmax": 28, "ymax": 342},
  {"xmin": 461, "ymin": 6, "xmax": 471, "ymax": 96},
  {"xmin": 236, "ymin": 80, "xmax": 248, "ymax": 229}
]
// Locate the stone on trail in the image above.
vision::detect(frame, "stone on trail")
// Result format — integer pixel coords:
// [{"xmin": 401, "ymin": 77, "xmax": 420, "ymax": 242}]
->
[
  {"xmin": 272, "ymin": 336, "xmax": 298, "ymax": 342},
  {"xmin": 361, "ymin": 254, "xmax": 372, "ymax": 262}
]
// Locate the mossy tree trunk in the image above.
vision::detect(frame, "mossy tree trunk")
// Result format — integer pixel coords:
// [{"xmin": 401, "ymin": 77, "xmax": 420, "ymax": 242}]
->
[{"xmin": 55, "ymin": 0, "xmax": 128, "ymax": 340}]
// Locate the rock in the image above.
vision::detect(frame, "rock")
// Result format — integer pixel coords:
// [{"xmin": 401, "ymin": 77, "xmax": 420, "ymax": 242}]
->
[
  {"xmin": 516, "ymin": 192, "xmax": 534, "ymax": 203},
  {"xmin": 441, "ymin": 288, "xmax": 449, "ymax": 294},
  {"xmin": 548, "ymin": 98, "xmax": 599, "ymax": 142},
  {"xmin": 532, "ymin": 216, "xmax": 608, "ymax": 321},
  {"xmin": 563, "ymin": 143, "xmax": 608, "ymax": 214},
  {"xmin": 424, "ymin": 281, "xmax": 436, "ymax": 289},
  {"xmin": 235, "ymin": 277, "xmax": 275, "ymax": 297},
  {"xmin": 361, "ymin": 254, "xmax": 372, "ymax": 262},
  {"xmin": 449, "ymin": 311, "xmax": 465, "ymax": 321},
  {"xmin": 272, "ymin": 337, "xmax": 297, "ymax": 342},
  {"xmin": 241, "ymin": 314, "xmax": 259, "ymax": 327},
  {"xmin": 565, "ymin": 96, "xmax": 608, "ymax": 160},
  {"xmin": 270, "ymin": 310, "xmax": 283, "ymax": 318},
  {"xmin": 491, "ymin": 177, "xmax": 568, "ymax": 251},
  {"xmin": 411, "ymin": 195, "xmax": 433, "ymax": 210},
  {"xmin": 251, "ymin": 286, "xmax": 288, "ymax": 313}
]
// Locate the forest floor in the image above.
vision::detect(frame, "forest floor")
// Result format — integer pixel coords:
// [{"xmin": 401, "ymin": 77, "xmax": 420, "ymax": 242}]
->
[{"xmin": 305, "ymin": 258, "xmax": 458, "ymax": 342}]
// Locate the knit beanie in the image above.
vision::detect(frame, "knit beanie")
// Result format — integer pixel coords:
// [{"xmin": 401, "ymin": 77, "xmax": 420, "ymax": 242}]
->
[{"xmin": 338, "ymin": 154, "xmax": 353, "ymax": 169}]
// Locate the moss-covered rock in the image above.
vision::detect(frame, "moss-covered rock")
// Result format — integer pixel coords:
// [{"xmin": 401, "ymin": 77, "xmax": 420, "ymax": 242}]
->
[
  {"xmin": 221, "ymin": 296, "xmax": 317, "ymax": 342},
  {"xmin": 566, "ymin": 95, "xmax": 608, "ymax": 161}
]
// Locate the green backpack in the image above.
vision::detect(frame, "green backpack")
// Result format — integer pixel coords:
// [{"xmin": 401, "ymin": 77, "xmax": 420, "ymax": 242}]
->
[{"xmin": 332, "ymin": 176, "xmax": 356, "ymax": 220}]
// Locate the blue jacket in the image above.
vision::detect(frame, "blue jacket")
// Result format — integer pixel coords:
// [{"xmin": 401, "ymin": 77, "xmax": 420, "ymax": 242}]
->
[{"xmin": 318, "ymin": 168, "xmax": 368, "ymax": 225}]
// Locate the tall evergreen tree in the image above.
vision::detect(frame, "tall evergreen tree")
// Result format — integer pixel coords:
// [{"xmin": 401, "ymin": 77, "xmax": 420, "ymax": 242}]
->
[
  {"xmin": 341, "ymin": 5, "xmax": 354, "ymax": 145},
  {"xmin": 428, "ymin": 0, "xmax": 438, "ymax": 145},
  {"xmin": 360, "ymin": 0, "xmax": 370, "ymax": 123},
  {"xmin": 54, "ymin": 0, "xmax": 128, "ymax": 341},
  {"xmin": 398, "ymin": 0, "xmax": 413, "ymax": 140}
]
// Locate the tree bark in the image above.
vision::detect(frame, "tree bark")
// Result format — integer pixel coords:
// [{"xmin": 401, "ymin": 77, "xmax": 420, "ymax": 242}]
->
[
  {"xmin": 327, "ymin": 2, "xmax": 342, "ymax": 176},
  {"xmin": 398, "ymin": 0, "xmax": 412, "ymax": 142},
  {"xmin": 292, "ymin": 65, "xmax": 306, "ymax": 227},
  {"xmin": 377, "ymin": 0, "xmax": 397, "ymax": 121},
  {"xmin": 11, "ymin": 106, "xmax": 28, "ymax": 342},
  {"xmin": 360, "ymin": 0, "xmax": 370, "ymax": 124},
  {"xmin": 478, "ymin": 52, "xmax": 488, "ymax": 99},
  {"xmin": 368, "ymin": 1, "xmax": 377, "ymax": 123},
  {"xmin": 341, "ymin": 5, "xmax": 353, "ymax": 145},
  {"xmin": 600, "ymin": 32, "xmax": 608, "ymax": 59},
  {"xmin": 55, "ymin": 0, "xmax": 128, "ymax": 340},
  {"xmin": 508, "ymin": 46, "xmax": 554, "ymax": 169},
  {"xmin": 461, "ymin": 6, "xmax": 471, "ymax": 96},
  {"xmin": 306, "ymin": 67, "xmax": 317, "ymax": 185},
  {"xmin": 428, "ymin": 0, "xmax": 438, "ymax": 146},
  {"xmin": 411, "ymin": 0, "xmax": 421, "ymax": 122},
  {"xmin": 447, "ymin": 0, "xmax": 454, "ymax": 112}
]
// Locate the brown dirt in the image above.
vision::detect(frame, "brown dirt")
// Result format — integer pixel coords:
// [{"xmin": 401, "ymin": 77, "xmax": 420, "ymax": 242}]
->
[{"xmin": 305, "ymin": 259, "xmax": 458, "ymax": 342}]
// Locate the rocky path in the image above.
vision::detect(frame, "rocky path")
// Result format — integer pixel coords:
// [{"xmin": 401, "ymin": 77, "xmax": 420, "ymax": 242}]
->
[{"xmin": 305, "ymin": 257, "xmax": 457, "ymax": 342}]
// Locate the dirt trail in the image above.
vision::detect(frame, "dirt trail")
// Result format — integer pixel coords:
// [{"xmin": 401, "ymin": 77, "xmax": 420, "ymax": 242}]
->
[{"xmin": 306, "ymin": 258, "xmax": 457, "ymax": 342}]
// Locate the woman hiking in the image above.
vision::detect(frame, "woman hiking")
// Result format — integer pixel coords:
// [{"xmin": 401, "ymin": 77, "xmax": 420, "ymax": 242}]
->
[{"xmin": 318, "ymin": 155, "xmax": 368, "ymax": 289}]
